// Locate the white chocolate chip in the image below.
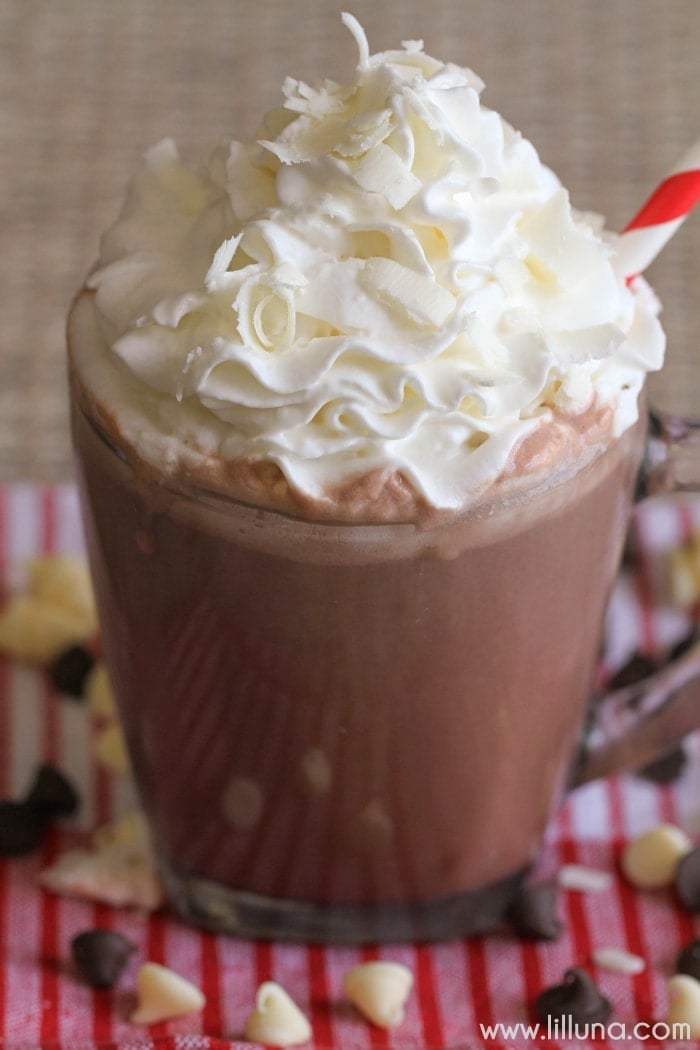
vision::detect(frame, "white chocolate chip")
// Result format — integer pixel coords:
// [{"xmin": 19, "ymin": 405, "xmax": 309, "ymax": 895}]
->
[
  {"xmin": 668, "ymin": 531, "xmax": 700, "ymax": 608},
  {"xmin": 92, "ymin": 811, "xmax": 153, "ymax": 854},
  {"xmin": 668, "ymin": 548, "xmax": 700, "ymax": 607},
  {"xmin": 131, "ymin": 962, "xmax": 205, "ymax": 1025},
  {"xmin": 244, "ymin": 981, "xmax": 312, "ymax": 1046},
  {"xmin": 591, "ymin": 946, "xmax": 646, "ymax": 975},
  {"xmin": 94, "ymin": 721, "xmax": 131, "ymax": 775},
  {"xmin": 667, "ymin": 973, "xmax": 700, "ymax": 1038},
  {"xmin": 342, "ymin": 961, "xmax": 413, "ymax": 1029},
  {"xmin": 0, "ymin": 555, "xmax": 98, "ymax": 664},
  {"xmin": 27, "ymin": 555, "xmax": 98, "ymax": 630},
  {"xmin": 221, "ymin": 777, "xmax": 264, "ymax": 830},
  {"xmin": 558, "ymin": 864, "xmax": 613, "ymax": 893},
  {"xmin": 620, "ymin": 824, "xmax": 692, "ymax": 890},
  {"xmin": 85, "ymin": 662, "xmax": 117, "ymax": 719},
  {"xmin": 0, "ymin": 595, "xmax": 94, "ymax": 664}
]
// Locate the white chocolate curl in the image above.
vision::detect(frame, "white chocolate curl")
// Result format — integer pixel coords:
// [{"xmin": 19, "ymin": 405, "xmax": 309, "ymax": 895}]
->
[{"xmin": 85, "ymin": 15, "xmax": 665, "ymax": 513}]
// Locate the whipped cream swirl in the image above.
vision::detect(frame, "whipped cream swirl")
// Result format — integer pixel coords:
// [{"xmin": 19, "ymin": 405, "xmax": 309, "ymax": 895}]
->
[{"xmin": 87, "ymin": 13, "xmax": 664, "ymax": 511}]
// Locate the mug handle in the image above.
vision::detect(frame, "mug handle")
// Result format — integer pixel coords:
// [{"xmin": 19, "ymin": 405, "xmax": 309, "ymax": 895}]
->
[{"xmin": 572, "ymin": 407, "xmax": 700, "ymax": 787}]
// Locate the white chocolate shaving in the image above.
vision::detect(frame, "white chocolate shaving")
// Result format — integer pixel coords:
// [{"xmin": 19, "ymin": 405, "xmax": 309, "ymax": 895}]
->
[
  {"xmin": 39, "ymin": 844, "xmax": 163, "ymax": 911},
  {"xmin": 558, "ymin": 864, "xmax": 613, "ymax": 893},
  {"xmin": 591, "ymin": 946, "xmax": 646, "ymax": 975},
  {"xmin": 361, "ymin": 258, "xmax": 455, "ymax": 327},
  {"xmin": 353, "ymin": 143, "xmax": 422, "ymax": 209},
  {"xmin": 343, "ymin": 961, "xmax": 413, "ymax": 1028},
  {"xmin": 39, "ymin": 811, "xmax": 163, "ymax": 910},
  {"xmin": 341, "ymin": 12, "xmax": 370, "ymax": 70},
  {"xmin": 336, "ymin": 108, "xmax": 393, "ymax": 158}
]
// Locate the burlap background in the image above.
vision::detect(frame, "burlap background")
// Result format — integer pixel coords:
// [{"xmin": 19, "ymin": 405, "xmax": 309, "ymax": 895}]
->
[{"xmin": 1, "ymin": 0, "xmax": 698, "ymax": 479}]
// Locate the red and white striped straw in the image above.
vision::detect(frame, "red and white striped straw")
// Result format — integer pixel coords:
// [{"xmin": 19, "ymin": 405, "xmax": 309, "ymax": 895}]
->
[{"xmin": 616, "ymin": 138, "xmax": 700, "ymax": 280}]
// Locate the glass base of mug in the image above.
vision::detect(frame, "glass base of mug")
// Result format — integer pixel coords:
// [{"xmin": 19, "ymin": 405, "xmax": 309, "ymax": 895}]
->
[{"xmin": 160, "ymin": 861, "xmax": 528, "ymax": 943}]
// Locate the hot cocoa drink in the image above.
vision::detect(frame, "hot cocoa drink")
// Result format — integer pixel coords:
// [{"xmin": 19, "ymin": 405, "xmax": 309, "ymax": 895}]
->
[{"xmin": 68, "ymin": 16, "xmax": 666, "ymax": 939}]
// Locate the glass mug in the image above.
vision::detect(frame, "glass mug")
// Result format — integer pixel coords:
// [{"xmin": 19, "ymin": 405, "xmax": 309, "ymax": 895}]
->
[{"xmin": 68, "ymin": 293, "xmax": 700, "ymax": 943}]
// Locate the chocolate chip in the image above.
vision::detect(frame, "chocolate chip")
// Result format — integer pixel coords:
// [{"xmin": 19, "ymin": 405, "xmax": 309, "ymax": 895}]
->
[
  {"xmin": 506, "ymin": 880, "xmax": 562, "ymax": 941},
  {"xmin": 0, "ymin": 764, "xmax": 80, "ymax": 856},
  {"xmin": 607, "ymin": 652, "xmax": 658, "ymax": 690},
  {"xmin": 534, "ymin": 967, "xmax": 612, "ymax": 1025},
  {"xmin": 48, "ymin": 645, "xmax": 95, "ymax": 699},
  {"xmin": 71, "ymin": 929, "xmax": 136, "ymax": 989},
  {"xmin": 677, "ymin": 938, "xmax": 700, "ymax": 979},
  {"xmin": 25, "ymin": 764, "xmax": 80, "ymax": 818},
  {"xmin": 677, "ymin": 938, "xmax": 700, "ymax": 981},
  {"xmin": 636, "ymin": 745, "xmax": 688, "ymax": 784},
  {"xmin": 675, "ymin": 845, "xmax": 700, "ymax": 911},
  {"xmin": 669, "ymin": 630, "xmax": 700, "ymax": 661},
  {"xmin": 0, "ymin": 801, "xmax": 48, "ymax": 855}
]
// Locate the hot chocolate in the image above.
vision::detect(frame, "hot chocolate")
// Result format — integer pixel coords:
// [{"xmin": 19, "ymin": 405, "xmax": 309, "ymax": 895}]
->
[{"xmin": 68, "ymin": 16, "xmax": 665, "ymax": 939}]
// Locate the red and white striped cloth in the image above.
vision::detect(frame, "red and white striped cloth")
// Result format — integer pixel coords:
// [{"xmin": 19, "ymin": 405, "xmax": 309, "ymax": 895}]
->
[{"xmin": 0, "ymin": 484, "xmax": 698, "ymax": 1050}]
